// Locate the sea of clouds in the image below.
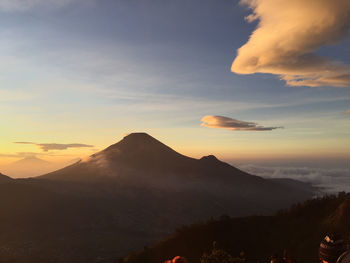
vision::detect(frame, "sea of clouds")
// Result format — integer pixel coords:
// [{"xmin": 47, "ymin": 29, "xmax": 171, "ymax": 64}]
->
[{"xmin": 236, "ymin": 163, "xmax": 350, "ymax": 194}]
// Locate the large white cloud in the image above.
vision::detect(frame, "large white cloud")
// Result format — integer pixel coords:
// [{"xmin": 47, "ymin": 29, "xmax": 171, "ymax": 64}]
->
[{"xmin": 232, "ymin": 0, "xmax": 350, "ymax": 87}]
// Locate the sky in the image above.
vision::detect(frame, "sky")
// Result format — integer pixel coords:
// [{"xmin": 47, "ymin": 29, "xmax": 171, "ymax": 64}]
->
[{"xmin": 1, "ymin": 0, "xmax": 350, "ymax": 177}]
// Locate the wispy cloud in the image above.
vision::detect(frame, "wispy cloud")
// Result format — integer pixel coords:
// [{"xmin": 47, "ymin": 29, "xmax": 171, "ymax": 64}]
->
[
  {"xmin": 14, "ymin": 142, "xmax": 93, "ymax": 151},
  {"xmin": 346, "ymin": 110, "xmax": 350, "ymax": 115},
  {"xmin": 200, "ymin": 115, "xmax": 282, "ymax": 131},
  {"xmin": 0, "ymin": 89, "xmax": 37, "ymax": 102},
  {"xmin": 0, "ymin": 151, "xmax": 75, "ymax": 158},
  {"xmin": 0, "ymin": 0, "xmax": 75, "ymax": 11},
  {"xmin": 232, "ymin": 0, "xmax": 350, "ymax": 87},
  {"xmin": 0, "ymin": 152, "xmax": 40, "ymax": 158}
]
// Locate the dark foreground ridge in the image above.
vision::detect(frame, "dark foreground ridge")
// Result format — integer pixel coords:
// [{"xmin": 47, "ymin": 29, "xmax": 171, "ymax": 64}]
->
[
  {"xmin": 0, "ymin": 133, "xmax": 316, "ymax": 263},
  {"xmin": 120, "ymin": 193, "xmax": 350, "ymax": 263}
]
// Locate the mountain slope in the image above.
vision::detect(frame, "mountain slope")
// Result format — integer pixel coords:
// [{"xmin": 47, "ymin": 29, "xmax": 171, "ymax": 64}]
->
[
  {"xmin": 0, "ymin": 172, "xmax": 13, "ymax": 183},
  {"xmin": 0, "ymin": 181, "xmax": 120, "ymax": 263},
  {"xmin": 120, "ymin": 193, "xmax": 350, "ymax": 263}
]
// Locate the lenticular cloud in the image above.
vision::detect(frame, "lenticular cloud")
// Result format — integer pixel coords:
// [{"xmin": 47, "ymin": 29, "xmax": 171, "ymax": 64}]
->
[
  {"xmin": 201, "ymin": 115, "xmax": 282, "ymax": 131},
  {"xmin": 232, "ymin": 0, "xmax": 350, "ymax": 87}
]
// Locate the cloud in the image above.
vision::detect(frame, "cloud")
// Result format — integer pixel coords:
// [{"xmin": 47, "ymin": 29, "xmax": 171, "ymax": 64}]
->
[
  {"xmin": 346, "ymin": 110, "xmax": 350, "ymax": 115},
  {"xmin": 0, "ymin": 152, "xmax": 38, "ymax": 158},
  {"xmin": 200, "ymin": 115, "xmax": 282, "ymax": 131},
  {"xmin": 237, "ymin": 163, "xmax": 350, "ymax": 194},
  {"xmin": 0, "ymin": 0, "xmax": 74, "ymax": 11},
  {"xmin": 0, "ymin": 90, "xmax": 37, "ymax": 102},
  {"xmin": 0, "ymin": 152, "xmax": 71, "ymax": 158},
  {"xmin": 232, "ymin": 0, "xmax": 350, "ymax": 87},
  {"xmin": 14, "ymin": 142, "xmax": 94, "ymax": 151}
]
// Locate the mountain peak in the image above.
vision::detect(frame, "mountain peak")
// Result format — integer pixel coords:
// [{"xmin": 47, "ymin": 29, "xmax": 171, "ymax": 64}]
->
[
  {"xmin": 121, "ymin": 132, "xmax": 159, "ymax": 145},
  {"xmin": 104, "ymin": 132, "xmax": 171, "ymax": 153},
  {"xmin": 86, "ymin": 132, "xmax": 193, "ymax": 173},
  {"xmin": 123, "ymin": 132, "xmax": 153, "ymax": 139},
  {"xmin": 13, "ymin": 156, "xmax": 50, "ymax": 165},
  {"xmin": 200, "ymin": 155, "xmax": 219, "ymax": 162}
]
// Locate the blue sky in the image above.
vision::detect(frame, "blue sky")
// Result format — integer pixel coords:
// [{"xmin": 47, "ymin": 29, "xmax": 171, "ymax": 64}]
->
[{"xmin": 1, "ymin": 0, "xmax": 350, "ymax": 169}]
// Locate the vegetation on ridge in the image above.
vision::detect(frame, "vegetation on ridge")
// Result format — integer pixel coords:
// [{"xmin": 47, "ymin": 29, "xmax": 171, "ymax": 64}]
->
[{"xmin": 119, "ymin": 192, "xmax": 350, "ymax": 263}]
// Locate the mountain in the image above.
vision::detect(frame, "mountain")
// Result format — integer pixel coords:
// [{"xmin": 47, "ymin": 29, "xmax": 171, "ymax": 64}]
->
[
  {"xmin": 120, "ymin": 193, "xmax": 350, "ymax": 263},
  {"xmin": 14, "ymin": 156, "xmax": 50, "ymax": 166},
  {"xmin": 1, "ymin": 156, "xmax": 61, "ymax": 178},
  {"xmin": 0, "ymin": 133, "xmax": 316, "ymax": 263},
  {"xmin": 0, "ymin": 172, "xmax": 13, "ymax": 183},
  {"xmin": 41, "ymin": 133, "xmax": 252, "ymax": 180},
  {"xmin": 38, "ymin": 133, "xmax": 315, "ymax": 224},
  {"xmin": 40, "ymin": 133, "xmax": 312, "ymax": 196},
  {"xmin": 37, "ymin": 133, "xmax": 313, "ymax": 214}
]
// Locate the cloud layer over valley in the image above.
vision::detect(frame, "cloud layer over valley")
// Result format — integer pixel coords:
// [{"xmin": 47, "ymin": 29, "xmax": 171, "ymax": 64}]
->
[{"xmin": 237, "ymin": 163, "xmax": 350, "ymax": 194}]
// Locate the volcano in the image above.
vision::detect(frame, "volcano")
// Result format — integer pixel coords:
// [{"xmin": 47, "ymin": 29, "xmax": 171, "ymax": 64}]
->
[
  {"xmin": 40, "ymin": 132, "xmax": 265, "ymax": 182},
  {"xmin": 39, "ymin": 133, "xmax": 313, "ymax": 211},
  {"xmin": 0, "ymin": 133, "xmax": 315, "ymax": 263}
]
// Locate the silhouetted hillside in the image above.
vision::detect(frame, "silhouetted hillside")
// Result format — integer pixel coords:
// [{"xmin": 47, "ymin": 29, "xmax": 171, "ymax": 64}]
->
[
  {"xmin": 0, "ymin": 181, "xmax": 120, "ymax": 263},
  {"xmin": 120, "ymin": 193, "xmax": 350, "ymax": 263},
  {"xmin": 0, "ymin": 172, "xmax": 13, "ymax": 183}
]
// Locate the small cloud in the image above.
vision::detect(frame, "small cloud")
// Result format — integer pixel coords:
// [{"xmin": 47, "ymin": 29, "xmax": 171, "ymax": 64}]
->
[
  {"xmin": 346, "ymin": 109, "xmax": 350, "ymax": 115},
  {"xmin": 14, "ymin": 142, "xmax": 94, "ymax": 152},
  {"xmin": 232, "ymin": 0, "xmax": 350, "ymax": 88},
  {"xmin": 201, "ymin": 115, "xmax": 282, "ymax": 131}
]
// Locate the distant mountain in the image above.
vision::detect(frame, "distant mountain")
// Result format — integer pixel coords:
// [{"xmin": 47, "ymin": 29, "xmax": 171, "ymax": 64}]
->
[
  {"xmin": 120, "ymin": 193, "xmax": 350, "ymax": 263},
  {"xmin": 1, "ymin": 156, "xmax": 75, "ymax": 178},
  {"xmin": 14, "ymin": 156, "xmax": 50, "ymax": 166},
  {"xmin": 0, "ymin": 133, "xmax": 316, "ymax": 263}
]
